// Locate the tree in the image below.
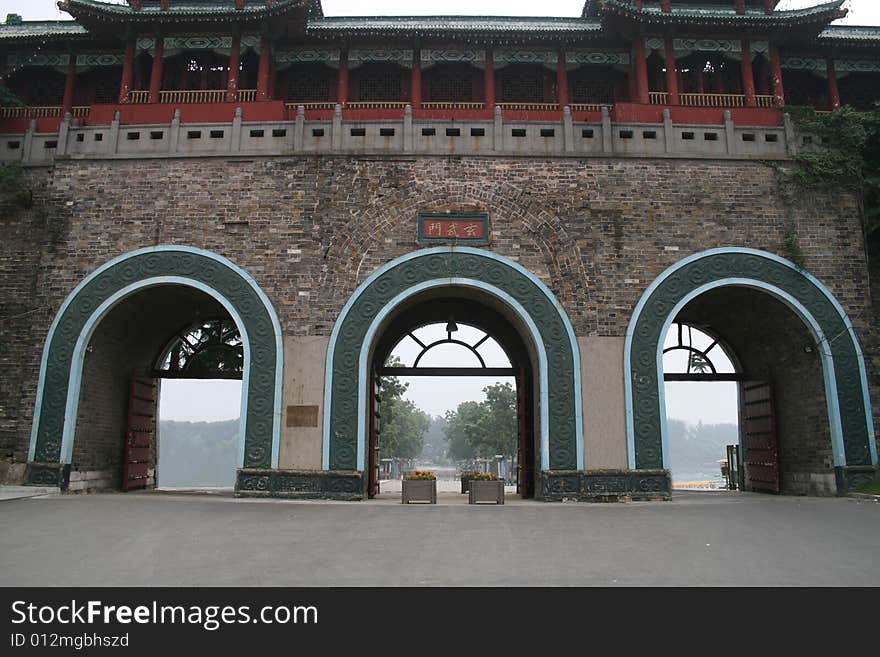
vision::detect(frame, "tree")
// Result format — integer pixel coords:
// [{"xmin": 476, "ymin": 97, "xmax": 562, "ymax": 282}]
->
[
  {"xmin": 377, "ymin": 372, "xmax": 431, "ymax": 460},
  {"xmin": 442, "ymin": 382, "xmax": 518, "ymax": 461},
  {"xmin": 443, "ymin": 400, "xmax": 485, "ymax": 461}
]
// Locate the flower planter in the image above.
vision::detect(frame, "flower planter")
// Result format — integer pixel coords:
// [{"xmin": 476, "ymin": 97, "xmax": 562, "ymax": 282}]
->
[
  {"xmin": 402, "ymin": 478, "xmax": 437, "ymax": 504},
  {"xmin": 468, "ymin": 479, "xmax": 505, "ymax": 505}
]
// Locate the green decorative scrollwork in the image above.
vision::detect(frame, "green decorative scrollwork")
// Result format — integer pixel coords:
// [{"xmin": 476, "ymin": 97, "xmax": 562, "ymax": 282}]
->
[
  {"xmin": 327, "ymin": 249, "xmax": 579, "ymax": 471},
  {"xmin": 629, "ymin": 251, "xmax": 872, "ymax": 469},
  {"xmin": 32, "ymin": 248, "xmax": 279, "ymax": 469}
]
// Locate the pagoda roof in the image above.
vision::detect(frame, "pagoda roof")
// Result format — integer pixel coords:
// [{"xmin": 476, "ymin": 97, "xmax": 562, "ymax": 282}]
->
[
  {"xmin": 818, "ymin": 25, "xmax": 880, "ymax": 48},
  {"xmin": 583, "ymin": 0, "xmax": 781, "ymax": 14},
  {"xmin": 596, "ymin": 0, "xmax": 847, "ymax": 27},
  {"xmin": 58, "ymin": 0, "xmax": 317, "ymax": 24},
  {"xmin": 306, "ymin": 15, "xmax": 604, "ymax": 38},
  {"xmin": 0, "ymin": 19, "xmax": 89, "ymax": 42}
]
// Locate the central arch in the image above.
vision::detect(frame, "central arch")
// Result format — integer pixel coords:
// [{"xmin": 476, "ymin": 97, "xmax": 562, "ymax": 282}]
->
[{"xmin": 323, "ymin": 247, "xmax": 583, "ymax": 480}]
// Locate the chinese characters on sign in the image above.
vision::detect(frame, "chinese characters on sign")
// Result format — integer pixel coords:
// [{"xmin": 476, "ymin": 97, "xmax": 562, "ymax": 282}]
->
[{"xmin": 417, "ymin": 213, "xmax": 490, "ymax": 244}]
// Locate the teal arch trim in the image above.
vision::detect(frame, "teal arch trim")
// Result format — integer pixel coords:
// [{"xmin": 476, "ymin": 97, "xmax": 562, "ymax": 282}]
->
[
  {"xmin": 624, "ymin": 248, "xmax": 876, "ymax": 470},
  {"xmin": 322, "ymin": 247, "xmax": 583, "ymax": 472},
  {"xmin": 28, "ymin": 246, "xmax": 284, "ymax": 470}
]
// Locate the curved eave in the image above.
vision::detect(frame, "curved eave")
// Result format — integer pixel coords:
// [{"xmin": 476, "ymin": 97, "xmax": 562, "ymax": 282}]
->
[
  {"xmin": 817, "ymin": 27, "xmax": 880, "ymax": 49},
  {"xmin": 59, "ymin": 0, "xmax": 308, "ymax": 24},
  {"xmin": 0, "ymin": 21, "xmax": 90, "ymax": 44},
  {"xmin": 598, "ymin": 0, "xmax": 847, "ymax": 29}
]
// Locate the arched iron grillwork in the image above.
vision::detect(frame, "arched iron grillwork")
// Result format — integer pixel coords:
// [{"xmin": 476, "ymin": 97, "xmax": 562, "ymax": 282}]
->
[
  {"xmin": 663, "ymin": 322, "xmax": 739, "ymax": 381},
  {"xmin": 155, "ymin": 318, "xmax": 243, "ymax": 379},
  {"xmin": 380, "ymin": 322, "xmax": 514, "ymax": 377}
]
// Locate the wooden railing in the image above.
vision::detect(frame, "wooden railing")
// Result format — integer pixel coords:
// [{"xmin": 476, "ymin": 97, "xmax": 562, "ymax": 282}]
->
[
  {"xmin": 649, "ymin": 91, "xmax": 669, "ymax": 105},
  {"xmin": 126, "ymin": 89, "xmax": 257, "ymax": 104},
  {"xmin": 651, "ymin": 92, "xmax": 779, "ymax": 109},
  {"xmin": 0, "ymin": 105, "xmax": 90, "ymax": 119},
  {"xmin": 680, "ymin": 93, "xmax": 746, "ymax": 108},
  {"xmin": 496, "ymin": 102, "xmax": 560, "ymax": 111},
  {"xmin": 284, "ymin": 101, "xmax": 337, "ymax": 111},
  {"xmin": 345, "ymin": 101, "xmax": 409, "ymax": 109},
  {"xmin": 420, "ymin": 101, "xmax": 486, "ymax": 110},
  {"xmin": 569, "ymin": 103, "xmax": 613, "ymax": 112},
  {"xmin": 158, "ymin": 90, "xmax": 223, "ymax": 104}
]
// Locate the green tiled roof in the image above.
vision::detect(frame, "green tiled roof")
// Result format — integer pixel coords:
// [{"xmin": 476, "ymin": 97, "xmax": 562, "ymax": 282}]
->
[
  {"xmin": 598, "ymin": 0, "xmax": 846, "ymax": 25},
  {"xmin": 819, "ymin": 25, "xmax": 880, "ymax": 45},
  {"xmin": 0, "ymin": 20, "xmax": 88, "ymax": 41},
  {"xmin": 60, "ymin": 0, "xmax": 310, "ymax": 21},
  {"xmin": 307, "ymin": 15, "xmax": 603, "ymax": 35}
]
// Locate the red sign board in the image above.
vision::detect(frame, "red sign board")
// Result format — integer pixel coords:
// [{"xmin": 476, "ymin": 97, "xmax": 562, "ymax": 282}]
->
[{"xmin": 417, "ymin": 213, "xmax": 489, "ymax": 244}]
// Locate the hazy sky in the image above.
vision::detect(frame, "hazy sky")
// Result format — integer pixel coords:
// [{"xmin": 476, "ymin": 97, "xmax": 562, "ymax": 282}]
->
[
  {"xmin": 1, "ymin": 0, "xmax": 878, "ymax": 24},
  {"xmin": 5, "ymin": 0, "xmax": 833, "ymax": 427}
]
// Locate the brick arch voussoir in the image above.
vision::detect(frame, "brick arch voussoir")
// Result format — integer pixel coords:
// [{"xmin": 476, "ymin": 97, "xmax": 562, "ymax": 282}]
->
[{"xmin": 317, "ymin": 180, "xmax": 589, "ymax": 323}]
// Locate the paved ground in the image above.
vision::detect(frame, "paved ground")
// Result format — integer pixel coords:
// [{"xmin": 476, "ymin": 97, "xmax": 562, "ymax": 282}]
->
[{"xmin": 1, "ymin": 491, "xmax": 878, "ymax": 586}]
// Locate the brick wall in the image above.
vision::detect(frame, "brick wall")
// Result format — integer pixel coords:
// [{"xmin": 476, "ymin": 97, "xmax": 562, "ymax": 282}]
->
[{"xmin": 1, "ymin": 155, "xmax": 876, "ymax": 485}]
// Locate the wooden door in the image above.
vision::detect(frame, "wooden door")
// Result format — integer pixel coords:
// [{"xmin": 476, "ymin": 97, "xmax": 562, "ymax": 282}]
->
[
  {"xmin": 122, "ymin": 376, "xmax": 157, "ymax": 492},
  {"xmin": 740, "ymin": 379, "xmax": 780, "ymax": 494},
  {"xmin": 517, "ymin": 367, "xmax": 535, "ymax": 498},
  {"xmin": 367, "ymin": 370, "xmax": 380, "ymax": 498}
]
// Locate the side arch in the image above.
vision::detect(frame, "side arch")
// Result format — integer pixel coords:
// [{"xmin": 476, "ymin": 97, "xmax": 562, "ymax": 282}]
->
[
  {"xmin": 323, "ymin": 247, "xmax": 583, "ymax": 472},
  {"xmin": 625, "ymin": 247, "xmax": 876, "ymax": 473},
  {"xmin": 27, "ymin": 246, "xmax": 283, "ymax": 482}
]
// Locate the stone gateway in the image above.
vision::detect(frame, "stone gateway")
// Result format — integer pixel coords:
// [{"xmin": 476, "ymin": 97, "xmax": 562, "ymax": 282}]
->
[{"xmin": 1, "ymin": 1, "xmax": 878, "ymax": 500}]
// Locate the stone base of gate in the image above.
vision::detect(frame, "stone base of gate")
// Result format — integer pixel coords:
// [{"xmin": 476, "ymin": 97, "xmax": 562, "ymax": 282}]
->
[
  {"xmin": 537, "ymin": 469, "xmax": 672, "ymax": 502},
  {"xmin": 25, "ymin": 462, "xmax": 71, "ymax": 489},
  {"xmin": 835, "ymin": 465, "xmax": 878, "ymax": 495},
  {"xmin": 235, "ymin": 469, "xmax": 364, "ymax": 500}
]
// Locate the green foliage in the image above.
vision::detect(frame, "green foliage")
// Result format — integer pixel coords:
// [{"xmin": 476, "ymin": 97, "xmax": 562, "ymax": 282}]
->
[
  {"xmin": 0, "ymin": 164, "xmax": 33, "ymax": 209},
  {"xmin": 785, "ymin": 106, "xmax": 880, "ymax": 237},
  {"xmin": 783, "ymin": 229, "xmax": 806, "ymax": 270},
  {"xmin": 0, "ymin": 86, "xmax": 23, "ymax": 108},
  {"xmin": 853, "ymin": 479, "xmax": 880, "ymax": 495},
  {"xmin": 443, "ymin": 382, "xmax": 517, "ymax": 460},
  {"xmin": 377, "ymin": 373, "xmax": 431, "ymax": 460}
]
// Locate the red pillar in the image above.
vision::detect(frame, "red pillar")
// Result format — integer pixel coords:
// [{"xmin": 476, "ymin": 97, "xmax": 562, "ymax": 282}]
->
[
  {"xmin": 411, "ymin": 48, "xmax": 421, "ymax": 108},
  {"xmin": 770, "ymin": 44, "xmax": 785, "ymax": 106},
  {"xmin": 660, "ymin": 0, "xmax": 671, "ymax": 11},
  {"xmin": 256, "ymin": 37, "xmax": 271, "ymax": 100},
  {"xmin": 0, "ymin": 56, "xmax": 6, "ymax": 89},
  {"xmin": 633, "ymin": 38, "xmax": 649, "ymax": 104},
  {"xmin": 148, "ymin": 38, "xmax": 164, "ymax": 103},
  {"xmin": 337, "ymin": 48, "xmax": 348, "ymax": 105},
  {"xmin": 557, "ymin": 50, "xmax": 569, "ymax": 108},
  {"xmin": 62, "ymin": 54, "xmax": 76, "ymax": 115},
  {"xmin": 763, "ymin": 0, "xmax": 774, "ymax": 14},
  {"xmin": 226, "ymin": 33, "xmax": 241, "ymax": 102},
  {"xmin": 635, "ymin": 0, "xmax": 643, "ymax": 9},
  {"xmin": 827, "ymin": 58, "xmax": 841, "ymax": 110},
  {"xmin": 741, "ymin": 40, "xmax": 757, "ymax": 107},
  {"xmin": 735, "ymin": 0, "xmax": 745, "ymax": 14},
  {"xmin": 484, "ymin": 48, "xmax": 495, "ymax": 107},
  {"xmin": 118, "ymin": 39, "xmax": 135, "ymax": 103},
  {"xmin": 160, "ymin": 0, "xmax": 170, "ymax": 9},
  {"xmin": 664, "ymin": 39, "xmax": 679, "ymax": 105}
]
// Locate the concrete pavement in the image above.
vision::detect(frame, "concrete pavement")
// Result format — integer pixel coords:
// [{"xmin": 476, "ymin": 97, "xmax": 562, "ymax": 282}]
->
[{"xmin": 0, "ymin": 491, "xmax": 877, "ymax": 586}]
